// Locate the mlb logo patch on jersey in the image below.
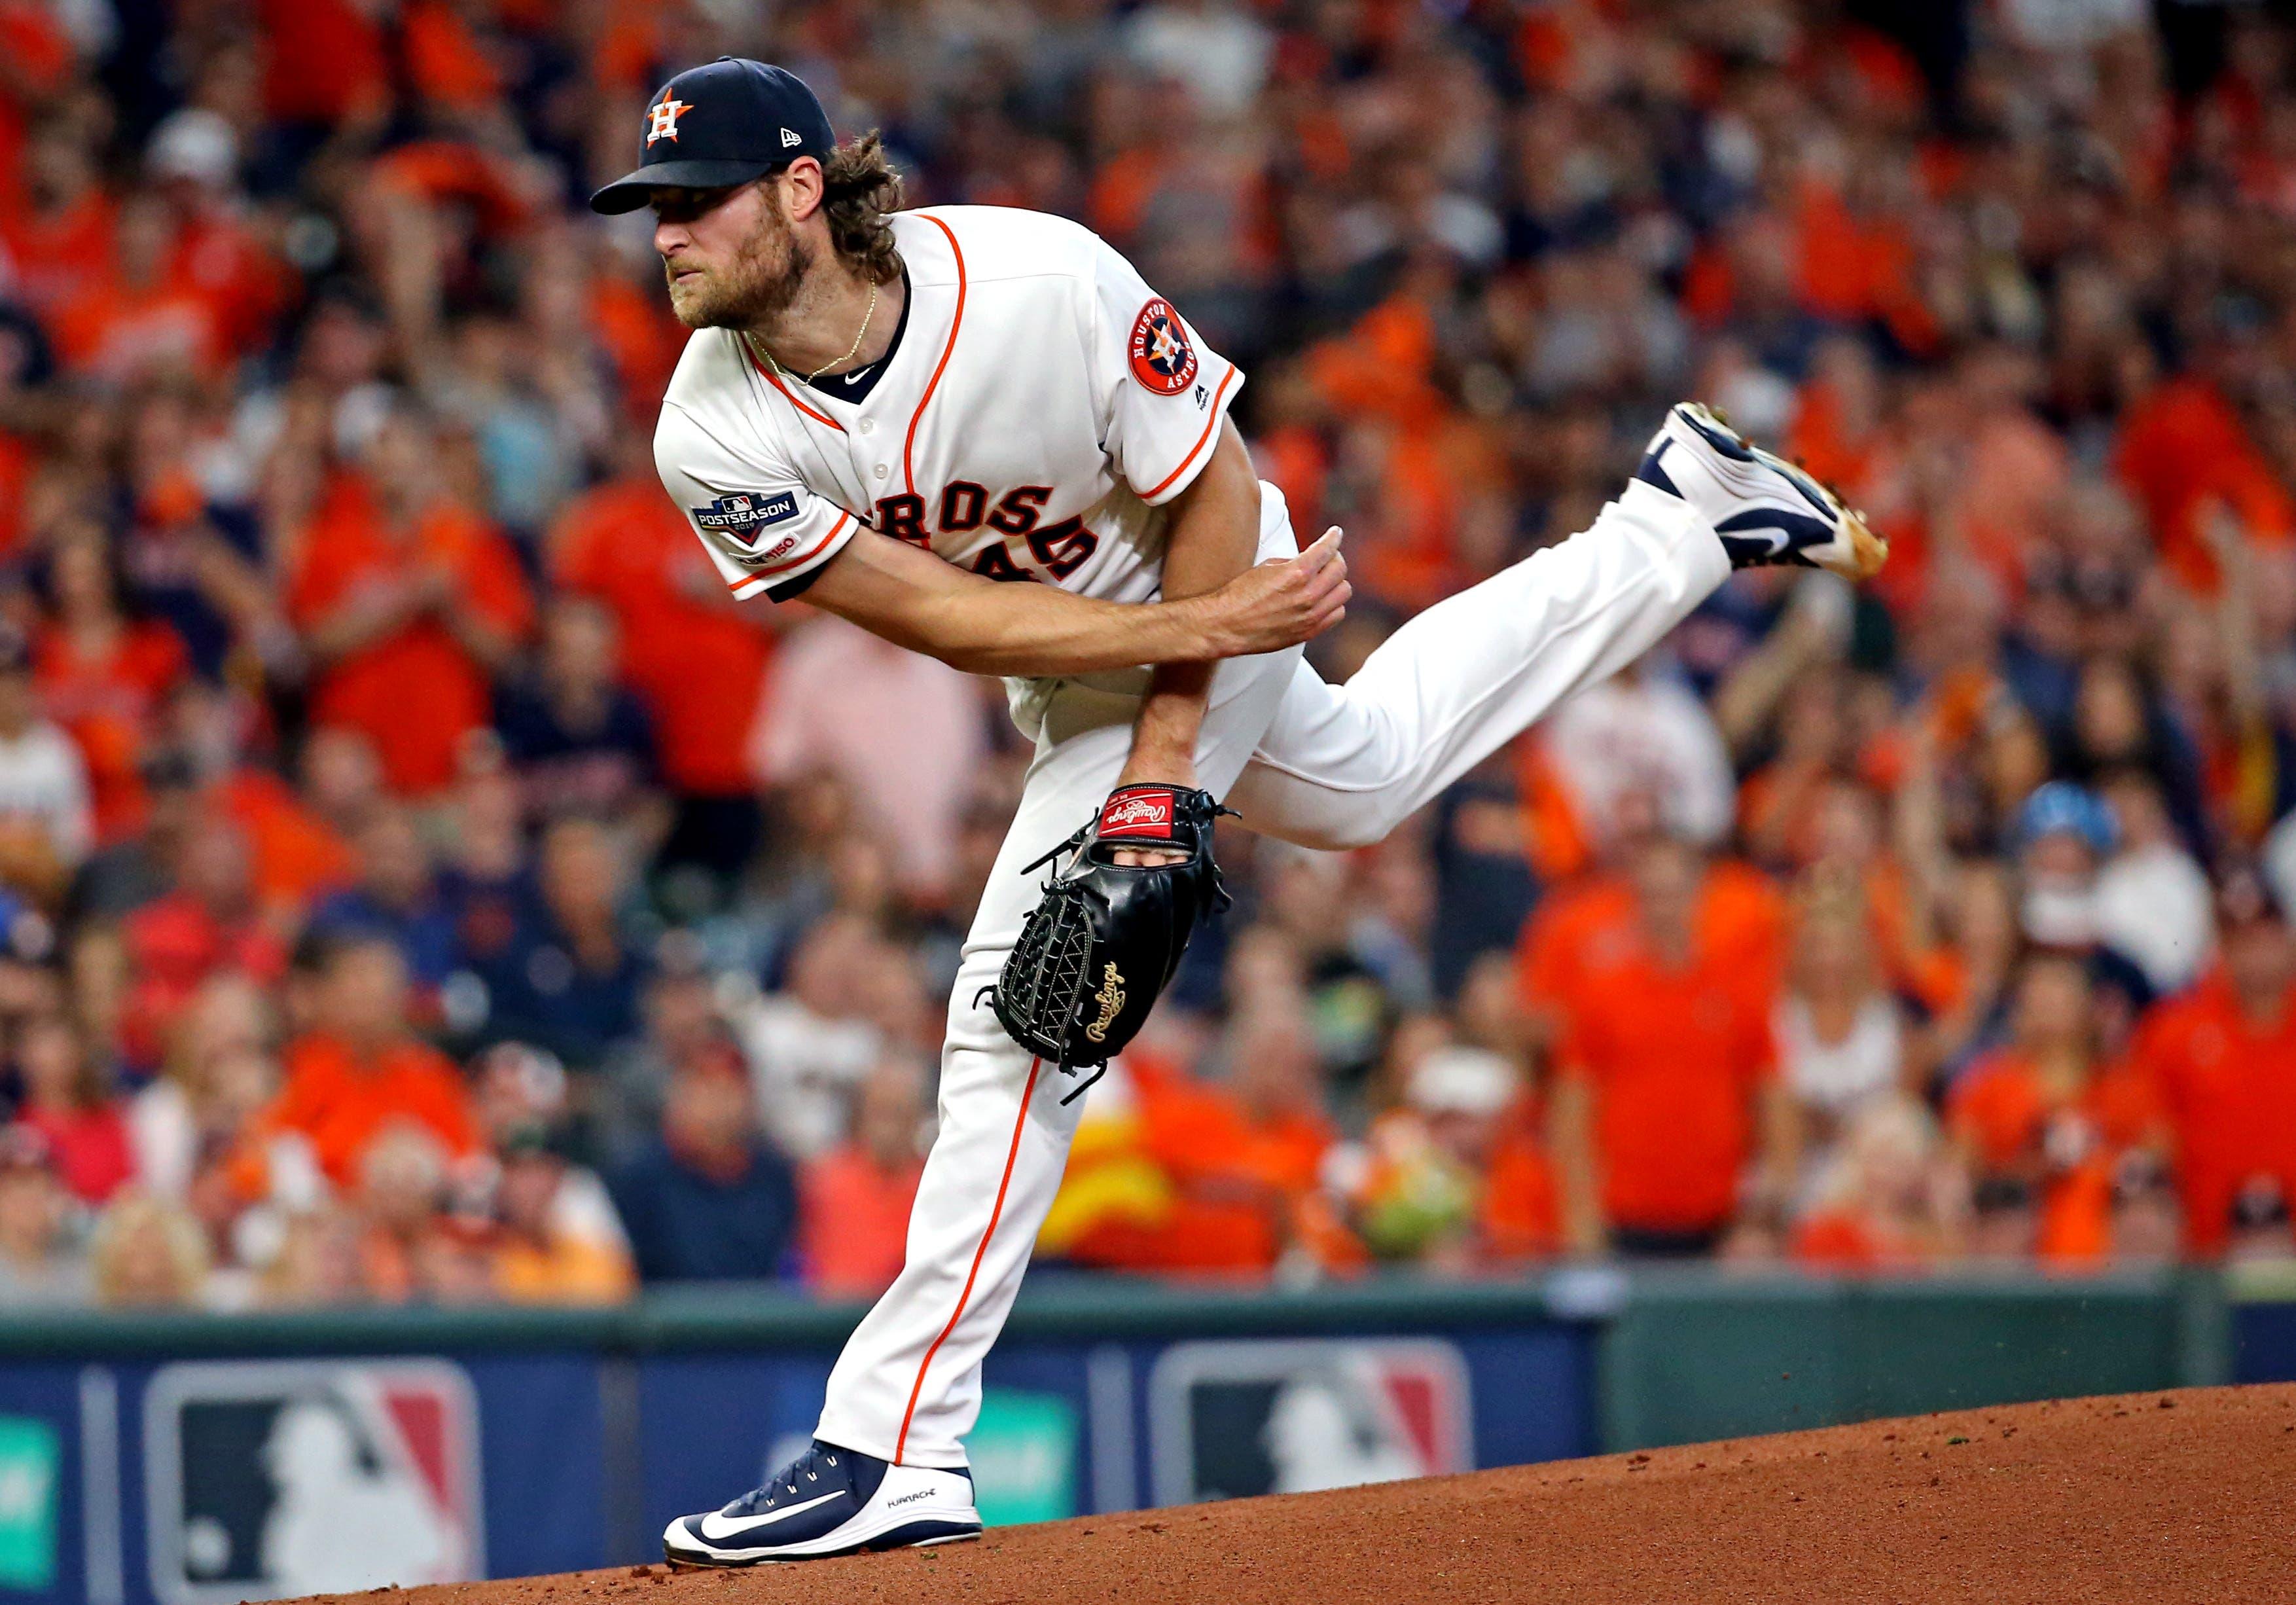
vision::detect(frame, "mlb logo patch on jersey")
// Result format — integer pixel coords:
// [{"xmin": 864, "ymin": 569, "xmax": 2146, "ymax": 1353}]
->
[
  {"xmin": 1128, "ymin": 298, "xmax": 1198, "ymax": 396},
  {"xmin": 693, "ymin": 491, "xmax": 799, "ymax": 535}
]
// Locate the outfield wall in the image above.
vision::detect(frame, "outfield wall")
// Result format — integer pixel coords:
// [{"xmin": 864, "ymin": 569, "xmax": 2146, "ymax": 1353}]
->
[{"xmin": 0, "ymin": 1266, "xmax": 2283, "ymax": 1603}]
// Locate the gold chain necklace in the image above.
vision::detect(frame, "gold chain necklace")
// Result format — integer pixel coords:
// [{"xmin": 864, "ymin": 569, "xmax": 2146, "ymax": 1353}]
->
[{"xmin": 749, "ymin": 280, "xmax": 879, "ymax": 384}]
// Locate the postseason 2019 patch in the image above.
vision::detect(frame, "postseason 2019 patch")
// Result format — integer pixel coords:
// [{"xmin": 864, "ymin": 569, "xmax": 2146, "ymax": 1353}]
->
[{"xmin": 692, "ymin": 490, "xmax": 799, "ymax": 535}]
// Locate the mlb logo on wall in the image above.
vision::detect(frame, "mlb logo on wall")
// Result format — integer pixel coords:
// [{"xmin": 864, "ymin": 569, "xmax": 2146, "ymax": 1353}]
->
[
  {"xmin": 143, "ymin": 1359, "xmax": 484, "ymax": 1604},
  {"xmin": 1145, "ymin": 1338, "xmax": 1469, "ymax": 1506}
]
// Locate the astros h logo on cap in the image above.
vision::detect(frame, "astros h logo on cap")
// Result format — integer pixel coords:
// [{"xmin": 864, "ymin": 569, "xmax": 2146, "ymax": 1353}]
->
[{"xmin": 646, "ymin": 96, "xmax": 691, "ymax": 145}]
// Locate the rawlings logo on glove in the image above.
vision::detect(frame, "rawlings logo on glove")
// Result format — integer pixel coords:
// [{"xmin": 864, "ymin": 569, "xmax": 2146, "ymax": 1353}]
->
[
  {"xmin": 1099, "ymin": 791, "xmax": 1175, "ymax": 837},
  {"xmin": 1084, "ymin": 963, "xmax": 1126, "ymax": 1043},
  {"xmin": 981, "ymin": 784, "xmax": 1231, "ymax": 1100}
]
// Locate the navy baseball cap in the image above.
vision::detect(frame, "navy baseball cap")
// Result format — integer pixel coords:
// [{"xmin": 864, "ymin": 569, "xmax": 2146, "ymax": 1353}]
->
[{"xmin": 589, "ymin": 58, "xmax": 835, "ymax": 215}]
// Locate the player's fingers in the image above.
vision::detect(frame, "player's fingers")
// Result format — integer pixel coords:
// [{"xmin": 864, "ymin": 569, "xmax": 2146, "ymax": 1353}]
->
[
  {"xmin": 1302, "ymin": 551, "xmax": 1349, "ymax": 604},
  {"xmin": 1296, "ymin": 526, "xmax": 1342, "ymax": 573},
  {"xmin": 1111, "ymin": 847, "xmax": 1187, "ymax": 867}
]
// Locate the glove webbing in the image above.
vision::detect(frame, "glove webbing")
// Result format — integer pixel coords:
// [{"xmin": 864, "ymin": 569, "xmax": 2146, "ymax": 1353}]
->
[
  {"xmin": 976, "ymin": 880, "xmax": 1105, "ymax": 1104},
  {"xmin": 980, "ymin": 797, "xmax": 1238, "ymax": 1107}
]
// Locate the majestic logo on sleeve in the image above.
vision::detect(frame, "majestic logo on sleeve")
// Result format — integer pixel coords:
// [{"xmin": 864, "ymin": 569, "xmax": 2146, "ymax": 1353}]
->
[
  {"xmin": 1128, "ymin": 299, "xmax": 1198, "ymax": 395},
  {"xmin": 647, "ymin": 96, "xmax": 691, "ymax": 145},
  {"xmin": 692, "ymin": 492, "xmax": 799, "ymax": 558}
]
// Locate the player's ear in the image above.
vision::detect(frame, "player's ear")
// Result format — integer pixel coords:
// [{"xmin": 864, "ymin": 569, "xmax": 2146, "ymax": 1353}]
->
[{"xmin": 778, "ymin": 156, "xmax": 827, "ymax": 225}]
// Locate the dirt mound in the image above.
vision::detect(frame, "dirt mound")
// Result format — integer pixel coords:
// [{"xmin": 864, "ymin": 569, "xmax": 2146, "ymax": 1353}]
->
[{"xmin": 355, "ymin": 1384, "xmax": 2296, "ymax": 1604}]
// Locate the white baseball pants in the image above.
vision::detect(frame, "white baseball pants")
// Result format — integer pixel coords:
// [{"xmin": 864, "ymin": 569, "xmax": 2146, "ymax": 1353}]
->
[{"xmin": 813, "ymin": 478, "xmax": 1730, "ymax": 1469}]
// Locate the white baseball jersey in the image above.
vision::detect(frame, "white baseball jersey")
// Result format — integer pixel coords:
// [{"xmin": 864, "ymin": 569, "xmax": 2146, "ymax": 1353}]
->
[{"xmin": 652, "ymin": 205, "xmax": 1244, "ymax": 611}]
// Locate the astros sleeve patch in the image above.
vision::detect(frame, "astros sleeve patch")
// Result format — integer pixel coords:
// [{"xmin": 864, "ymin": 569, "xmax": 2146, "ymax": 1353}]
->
[
  {"xmin": 1128, "ymin": 299, "xmax": 1198, "ymax": 396},
  {"xmin": 1091, "ymin": 240, "xmax": 1244, "ymax": 507}
]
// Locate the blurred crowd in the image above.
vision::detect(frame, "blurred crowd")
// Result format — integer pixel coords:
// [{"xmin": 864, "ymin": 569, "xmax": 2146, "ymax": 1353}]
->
[{"xmin": 9, "ymin": 0, "xmax": 2296, "ymax": 1310}]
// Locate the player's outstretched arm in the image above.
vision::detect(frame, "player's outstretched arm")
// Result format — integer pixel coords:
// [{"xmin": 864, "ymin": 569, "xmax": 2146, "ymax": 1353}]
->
[{"xmin": 797, "ymin": 520, "xmax": 1348, "ymax": 677}]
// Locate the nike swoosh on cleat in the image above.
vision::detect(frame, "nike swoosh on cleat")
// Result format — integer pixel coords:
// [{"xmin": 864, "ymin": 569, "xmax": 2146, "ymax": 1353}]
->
[
  {"xmin": 1713, "ymin": 508, "xmax": 1835, "ymax": 552},
  {"xmin": 696, "ymin": 1491, "xmax": 844, "ymax": 1542}
]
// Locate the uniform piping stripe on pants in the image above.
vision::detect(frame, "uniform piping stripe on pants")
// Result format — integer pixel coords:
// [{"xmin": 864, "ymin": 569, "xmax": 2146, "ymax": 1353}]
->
[{"xmin": 892, "ymin": 1055, "xmax": 1043, "ymax": 1466}]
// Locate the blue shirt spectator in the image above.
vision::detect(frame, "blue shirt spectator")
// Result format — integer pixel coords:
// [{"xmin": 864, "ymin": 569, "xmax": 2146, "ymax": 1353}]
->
[{"xmin": 609, "ymin": 1058, "xmax": 797, "ymax": 1282}]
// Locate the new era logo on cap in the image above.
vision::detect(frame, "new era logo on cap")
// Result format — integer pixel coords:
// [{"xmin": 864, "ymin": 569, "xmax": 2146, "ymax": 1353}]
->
[{"xmin": 781, "ymin": 128, "xmax": 801, "ymax": 147}]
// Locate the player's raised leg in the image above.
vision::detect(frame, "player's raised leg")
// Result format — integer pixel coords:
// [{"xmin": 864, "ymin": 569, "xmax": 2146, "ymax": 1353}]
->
[{"xmin": 1225, "ymin": 403, "xmax": 1885, "ymax": 849}]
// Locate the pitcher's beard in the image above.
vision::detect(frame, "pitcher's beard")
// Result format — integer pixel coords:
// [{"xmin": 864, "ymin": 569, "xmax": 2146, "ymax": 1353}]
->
[{"xmin": 667, "ymin": 207, "xmax": 814, "ymax": 331}]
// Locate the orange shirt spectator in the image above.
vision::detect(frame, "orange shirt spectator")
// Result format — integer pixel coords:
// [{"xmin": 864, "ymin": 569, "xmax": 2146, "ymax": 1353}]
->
[
  {"xmin": 798, "ymin": 1059, "xmax": 927, "ymax": 1299},
  {"xmin": 1516, "ymin": 856, "xmax": 1785, "ymax": 1041},
  {"xmin": 1948, "ymin": 1050, "xmax": 2157, "ymax": 1265},
  {"xmin": 492, "ymin": 1146, "xmax": 636, "ymax": 1306},
  {"xmin": 2113, "ymin": 373, "xmax": 2295, "ymax": 592},
  {"xmin": 1128, "ymin": 1044, "xmax": 1333, "ymax": 1274},
  {"xmin": 166, "ymin": 196, "xmax": 294, "ymax": 358},
  {"xmin": 0, "ymin": 149, "xmax": 113, "ymax": 315},
  {"xmin": 1551, "ymin": 841, "xmax": 1781, "ymax": 1245},
  {"xmin": 2130, "ymin": 969, "xmax": 2296, "ymax": 1255},
  {"xmin": 265, "ymin": 1031, "xmax": 480, "ymax": 1191},
  {"xmin": 1045, "ymin": 1020, "xmax": 1336, "ymax": 1276},
  {"xmin": 798, "ymin": 1143, "xmax": 922, "ymax": 1299},
  {"xmin": 121, "ymin": 814, "xmax": 289, "ymax": 1066},
  {"xmin": 211, "ymin": 768, "xmax": 358, "ymax": 912},
  {"xmin": 1559, "ymin": 943, "xmax": 1776, "ymax": 1238},
  {"xmin": 550, "ymin": 459, "xmax": 772, "ymax": 798},
  {"xmin": 48, "ymin": 272, "xmax": 222, "ymax": 385},
  {"xmin": 255, "ymin": 937, "xmax": 481, "ymax": 1189},
  {"xmin": 1481, "ymin": 1121, "xmax": 1562, "ymax": 1261},
  {"xmin": 493, "ymin": 1229, "xmax": 634, "ymax": 1305},
  {"xmin": 289, "ymin": 456, "xmax": 533, "ymax": 796},
  {"xmin": 255, "ymin": 0, "xmax": 389, "ymax": 126},
  {"xmin": 35, "ymin": 536, "xmax": 190, "ymax": 844}
]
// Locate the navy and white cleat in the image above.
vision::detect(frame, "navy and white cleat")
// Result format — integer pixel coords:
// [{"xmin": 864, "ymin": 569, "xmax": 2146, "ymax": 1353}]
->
[
  {"xmin": 662, "ymin": 1440, "xmax": 982, "ymax": 1566},
  {"xmin": 1635, "ymin": 402, "xmax": 1888, "ymax": 581}
]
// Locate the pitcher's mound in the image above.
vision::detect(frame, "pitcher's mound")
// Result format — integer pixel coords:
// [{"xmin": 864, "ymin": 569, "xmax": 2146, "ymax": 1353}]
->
[{"xmin": 345, "ymin": 1384, "xmax": 2296, "ymax": 1604}]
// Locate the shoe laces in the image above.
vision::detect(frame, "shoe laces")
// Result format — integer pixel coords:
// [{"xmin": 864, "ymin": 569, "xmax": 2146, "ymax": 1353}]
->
[{"xmin": 721, "ymin": 1443, "xmax": 842, "ymax": 1517}]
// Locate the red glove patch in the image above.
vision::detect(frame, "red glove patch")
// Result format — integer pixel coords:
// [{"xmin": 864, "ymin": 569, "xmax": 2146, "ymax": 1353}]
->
[{"xmin": 1099, "ymin": 785, "xmax": 1177, "ymax": 842}]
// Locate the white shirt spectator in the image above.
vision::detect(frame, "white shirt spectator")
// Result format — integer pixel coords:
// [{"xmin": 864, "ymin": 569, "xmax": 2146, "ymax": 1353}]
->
[
  {"xmin": 1538, "ymin": 664, "xmax": 1736, "ymax": 848},
  {"xmin": 2094, "ymin": 840, "xmax": 2214, "ymax": 995},
  {"xmin": 734, "ymin": 993, "xmax": 883, "ymax": 1163},
  {"xmin": 1775, "ymin": 994, "xmax": 1903, "ymax": 1119},
  {"xmin": 1121, "ymin": 0, "xmax": 1272, "ymax": 118},
  {"xmin": 0, "ymin": 719, "xmax": 94, "ymax": 867}
]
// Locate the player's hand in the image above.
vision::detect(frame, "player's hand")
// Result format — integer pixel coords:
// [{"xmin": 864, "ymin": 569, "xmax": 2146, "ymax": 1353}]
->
[{"xmin": 1209, "ymin": 527, "xmax": 1350, "ymax": 657}]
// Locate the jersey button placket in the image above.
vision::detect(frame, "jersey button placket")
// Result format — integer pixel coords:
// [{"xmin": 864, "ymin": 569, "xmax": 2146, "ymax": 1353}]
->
[{"xmin": 873, "ymin": 463, "xmax": 888, "ymax": 478}]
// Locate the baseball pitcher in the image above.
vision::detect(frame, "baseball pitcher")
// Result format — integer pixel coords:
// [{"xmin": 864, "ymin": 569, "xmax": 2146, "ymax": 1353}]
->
[{"xmin": 591, "ymin": 57, "xmax": 1885, "ymax": 1564}]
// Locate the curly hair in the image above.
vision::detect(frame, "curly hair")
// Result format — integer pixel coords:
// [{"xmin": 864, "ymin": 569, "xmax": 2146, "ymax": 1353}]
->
[{"xmin": 821, "ymin": 133, "xmax": 905, "ymax": 285}]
